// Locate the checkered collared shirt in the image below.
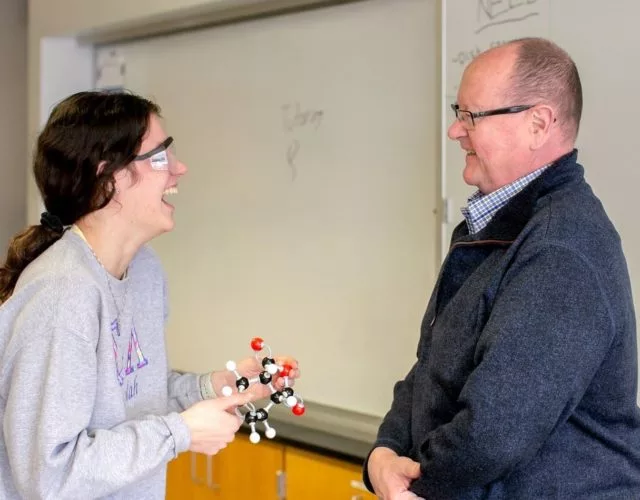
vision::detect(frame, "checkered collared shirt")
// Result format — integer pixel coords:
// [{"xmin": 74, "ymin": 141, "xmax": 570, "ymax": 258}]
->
[{"xmin": 461, "ymin": 165, "xmax": 551, "ymax": 234}]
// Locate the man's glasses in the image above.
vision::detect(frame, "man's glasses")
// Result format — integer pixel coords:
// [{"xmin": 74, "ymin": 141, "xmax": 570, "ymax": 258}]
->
[
  {"xmin": 451, "ymin": 104, "xmax": 533, "ymax": 129},
  {"xmin": 134, "ymin": 136, "xmax": 178, "ymax": 172}
]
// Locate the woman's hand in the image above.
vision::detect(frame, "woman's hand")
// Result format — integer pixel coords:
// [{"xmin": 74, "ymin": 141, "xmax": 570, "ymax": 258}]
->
[
  {"xmin": 210, "ymin": 338, "xmax": 301, "ymax": 402},
  {"xmin": 181, "ymin": 392, "xmax": 255, "ymax": 455}
]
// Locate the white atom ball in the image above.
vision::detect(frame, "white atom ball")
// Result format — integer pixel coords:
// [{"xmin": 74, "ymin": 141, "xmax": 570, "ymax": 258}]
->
[{"xmin": 286, "ymin": 395, "xmax": 298, "ymax": 407}]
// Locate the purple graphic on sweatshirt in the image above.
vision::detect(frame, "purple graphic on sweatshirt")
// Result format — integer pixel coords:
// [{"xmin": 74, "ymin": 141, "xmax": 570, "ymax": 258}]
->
[{"xmin": 111, "ymin": 319, "xmax": 148, "ymax": 391}]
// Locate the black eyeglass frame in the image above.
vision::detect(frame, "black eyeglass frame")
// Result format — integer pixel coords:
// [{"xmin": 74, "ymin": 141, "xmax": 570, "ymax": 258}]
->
[
  {"xmin": 451, "ymin": 104, "xmax": 534, "ymax": 127},
  {"xmin": 133, "ymin": 136, "xmax": 174, "ymax": 161}
]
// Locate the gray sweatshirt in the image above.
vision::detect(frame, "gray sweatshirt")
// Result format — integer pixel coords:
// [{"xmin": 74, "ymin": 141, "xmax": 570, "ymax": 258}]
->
[{"xmin": 0, "ymin": 230, "xmax": 204, "ymax": 499}]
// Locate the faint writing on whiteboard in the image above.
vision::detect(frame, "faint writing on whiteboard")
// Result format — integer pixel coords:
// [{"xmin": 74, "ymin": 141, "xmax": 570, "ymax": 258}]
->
[
  {"xmin": 451, "ymin": 39, "xmax": 509, "ymax": 68},
  {"xmin": 281, "ymin": 102, "xmax": 324, "ymax": 181},
  {"xmin": 452, "ymin": 0, "xmax": 540, "ymax": 66},
  {"xmin": 476, "ymin": 0, "xmax": 539, "ymax": 34},
  {"xmin": 445, "ymin": 0, "xmax": 548, "ymax": 97}
]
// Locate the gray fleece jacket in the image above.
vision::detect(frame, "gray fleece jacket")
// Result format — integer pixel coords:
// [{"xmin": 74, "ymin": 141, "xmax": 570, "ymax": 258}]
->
[
  {"xmin": 0, "ymin": 230, "xmax": 203, "ymax": 499},
  {"xmin": 365, "ymin": 150, "xmax": 640, "ymax": 498}
]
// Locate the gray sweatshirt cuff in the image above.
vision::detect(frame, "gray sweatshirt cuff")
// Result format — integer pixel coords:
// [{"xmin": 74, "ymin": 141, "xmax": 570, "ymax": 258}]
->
[
  {"xmin": 162, "ymin": 412, "xmax": 191, "ymax": 456},
  {"xmin": 198, "ymin": 372, "xmax": 217, "ymax": 399}
]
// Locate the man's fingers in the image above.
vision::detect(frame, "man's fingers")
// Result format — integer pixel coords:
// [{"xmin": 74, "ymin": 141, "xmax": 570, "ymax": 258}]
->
[
  {"xmin": 399, "ymin": 458, "xmax": 421, "ymax": 479},
  {"xmin": 394, "ymin": 492, "xmax": 424, "ymax": 500},
  {"xmin": 275, "ymin": 377, "xmax": 295, "ymax": 389},
  {"xmin": 284, "ymin": 367, "xmax": 301, "ymax": 378},
  {"xmin": 275, "ymin": 357, "xmax": 299, "ymax": 374}
]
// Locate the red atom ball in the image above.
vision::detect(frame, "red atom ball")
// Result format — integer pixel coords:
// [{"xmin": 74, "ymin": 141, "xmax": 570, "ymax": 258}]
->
[
  {"xmin": 250, "ymin": 337, "xmax": 264, "ymax": 351},
  {"xmin": 292, "ymin": 404, "xmax": 305, "ymax": 416},
  {"xmin": 280, "ymin": 364, "xmax": 293, "ymax": 377}
]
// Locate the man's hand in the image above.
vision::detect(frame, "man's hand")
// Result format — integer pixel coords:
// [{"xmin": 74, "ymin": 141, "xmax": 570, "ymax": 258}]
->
[
  {"xmin": 395, "ymin": 492, "xmax": 425, "ymax": 500},
  {"xmin": 367, "ymin": 447, "xmax": 422, "ymax": 500},
  {"xmin": 180, "ymin": 392, "xmax": 254, "ymax": 455}
]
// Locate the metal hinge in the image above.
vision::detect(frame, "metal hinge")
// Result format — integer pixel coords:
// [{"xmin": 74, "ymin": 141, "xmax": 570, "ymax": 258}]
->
[
  {"xmin": 442, "ymin": 197, "xmax": 453, "ymax": 225},
  {"xmin": 276, "ymin": 470, "xmax": 286, "ymax": 499},
  {"xmin": 190, "ymin": 453, "xmax": 220, "ymax": 490}
]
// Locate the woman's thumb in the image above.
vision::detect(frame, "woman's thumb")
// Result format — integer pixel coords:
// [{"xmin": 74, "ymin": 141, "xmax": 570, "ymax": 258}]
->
[{"xmin": 214, "ymin": 391, "xmax": 255, "ymax": 410}]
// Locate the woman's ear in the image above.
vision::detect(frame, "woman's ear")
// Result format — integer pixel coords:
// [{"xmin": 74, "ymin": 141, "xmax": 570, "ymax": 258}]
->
[
  {"xmin": 112, "ymin": 169, "xmax": 130, "ymax": 197},
  {"xmin": 108, "ymin": 162, "xmax": 136, "ymax": 196},
  {"xmin": 96, "ymin": 161, "xmax": 108, "ymax": 176}
]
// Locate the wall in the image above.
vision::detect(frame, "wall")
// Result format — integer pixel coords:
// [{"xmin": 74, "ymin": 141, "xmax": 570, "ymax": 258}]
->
[{"xmin": 1, "ymin": 0, "xmax": 27, "ymax": 251}]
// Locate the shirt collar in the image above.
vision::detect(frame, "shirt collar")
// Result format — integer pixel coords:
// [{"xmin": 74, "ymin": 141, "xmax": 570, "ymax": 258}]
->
[{"xmin": 461, "ymin": 165, "xmax": 551, "ymax": 234}]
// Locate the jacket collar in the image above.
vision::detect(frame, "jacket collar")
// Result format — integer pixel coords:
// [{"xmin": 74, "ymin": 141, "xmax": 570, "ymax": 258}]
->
[{"xmin": 451, "ymin": 149, "xmax": 583, "ymax": 244}]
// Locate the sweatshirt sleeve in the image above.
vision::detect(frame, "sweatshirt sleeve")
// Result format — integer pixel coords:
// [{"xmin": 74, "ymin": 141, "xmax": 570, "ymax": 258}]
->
[
  {"xmin": 410, "ymin": 243, "xmax": 616, "ymax": 496},
  {"xmin": 3, "ymin": 326, "xmax": 191, "ymax": 500},
  {"xmin": 167, "ymin": 370, "xmax": 206, "ymax": 412}
]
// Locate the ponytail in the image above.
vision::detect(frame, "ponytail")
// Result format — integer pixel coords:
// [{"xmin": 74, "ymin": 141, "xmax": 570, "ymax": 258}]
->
[{"xmin": 0, "ymin": 214, "xmax": 65, "ymax": 303}]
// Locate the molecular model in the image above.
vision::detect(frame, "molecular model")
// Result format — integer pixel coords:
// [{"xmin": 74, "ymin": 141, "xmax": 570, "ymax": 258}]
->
[{"xmin": 221, "ymin": 337, "xmax": 305, "ymax": 444}]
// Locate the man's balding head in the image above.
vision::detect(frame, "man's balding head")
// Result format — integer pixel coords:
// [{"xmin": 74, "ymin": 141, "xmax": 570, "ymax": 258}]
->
[{"xmin": 448, "ymin": 38, "xmax": 582, "ymax": 194}]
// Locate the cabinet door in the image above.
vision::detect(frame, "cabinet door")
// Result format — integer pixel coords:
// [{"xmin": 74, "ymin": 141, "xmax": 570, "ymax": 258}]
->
[
  {"xmin": 215, "ymin": 434, "xmax": 285, "ymax": 500},
  {"xmin": 166, "ymin": 452, "xmax": 217, "ymax": 500},
  {"xmin": 167, "ymin": 435, "xmax": 285, "ymax": 499},
  {"xmin": 285, "ymin": 447, "xmax": 377, "ymax": 500},
  {"xmin": 166, "ymin": 452, "xmax": 190, "ymax": 500}
]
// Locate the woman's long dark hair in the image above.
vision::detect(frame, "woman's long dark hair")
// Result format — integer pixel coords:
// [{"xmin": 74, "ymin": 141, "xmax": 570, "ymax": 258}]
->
[{"xmin": 0, "ymin": 90, "xmax": 160, "ymax": 303}]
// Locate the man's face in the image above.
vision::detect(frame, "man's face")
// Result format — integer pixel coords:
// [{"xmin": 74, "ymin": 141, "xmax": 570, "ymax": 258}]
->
[{"xmin": 448, "ymin": 49, "xmax": 534, "ymax": 194}]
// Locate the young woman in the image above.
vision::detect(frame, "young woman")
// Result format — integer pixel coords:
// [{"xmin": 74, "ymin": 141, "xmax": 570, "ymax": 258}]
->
[{"xmin": 0, "ymin": 91, "xmax": 299, "ymax": 499}]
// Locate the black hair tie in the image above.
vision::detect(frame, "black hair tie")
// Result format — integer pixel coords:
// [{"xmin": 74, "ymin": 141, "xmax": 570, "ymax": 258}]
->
[{"xmin": 40, "ymin": 212, "xmax": 64, "ymax": 234}]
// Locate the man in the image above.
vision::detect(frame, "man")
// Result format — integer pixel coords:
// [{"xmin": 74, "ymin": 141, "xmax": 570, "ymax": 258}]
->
[{"xmin": 364, "ymin": 37, "xmax": 640, "ymax": 499}]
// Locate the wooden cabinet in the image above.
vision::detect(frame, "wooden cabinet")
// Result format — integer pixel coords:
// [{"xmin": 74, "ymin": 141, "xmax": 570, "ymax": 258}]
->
[
  {"xmin": 166, "ymin": 451, "xmax": 221, "ymax": 499},
  {"xmin": 166, "ymin": 435, "xmax": 375, "ymax": 500},
  {"xmin": 166, "ymin": 434, "xmax": 284, "ymax": 499},
  {"xmin": 166, "ymin": 451, "xmax": 191, "ymax": 499},
  {"xmin": 284, "ymin": 447, "xmax": 376, "ymax": 500},
  {"xmin": 214, "ymin": 436, "xmax": 285, "ymax": 499}
]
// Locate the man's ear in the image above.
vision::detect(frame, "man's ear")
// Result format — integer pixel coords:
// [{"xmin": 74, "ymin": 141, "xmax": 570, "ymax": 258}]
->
[{"xmin": 529, "ymin": 104, "xmax": 555, "ymax": 150}]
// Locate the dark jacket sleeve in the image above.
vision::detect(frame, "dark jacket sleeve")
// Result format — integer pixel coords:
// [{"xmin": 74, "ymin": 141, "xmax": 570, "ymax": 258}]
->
[
  {"xmin": 363, "ymin": 361, "xmax": 418, "ymax": 491},
  {"xmin": 410, "ymin": 242, "xmax": 616, "ymax": 497}
]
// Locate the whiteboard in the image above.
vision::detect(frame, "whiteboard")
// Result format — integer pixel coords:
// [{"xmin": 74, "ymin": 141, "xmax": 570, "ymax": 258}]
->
[
  {"xmin": 443, "ymin": 1, "xmax": 640, "ymax": 394},
  {"xmin": 97, "ymin": 0, "xmax": 439, "ymax": 417}
]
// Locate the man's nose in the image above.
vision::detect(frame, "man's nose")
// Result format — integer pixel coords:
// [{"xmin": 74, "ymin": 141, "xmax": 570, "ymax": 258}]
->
[{"xmin": 447, "ymin": 119, "xmax": 467, "ymax": 141}]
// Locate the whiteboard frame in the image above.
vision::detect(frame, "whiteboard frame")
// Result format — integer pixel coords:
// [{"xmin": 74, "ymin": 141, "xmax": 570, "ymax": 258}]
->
[
  {"xmin": 439, "ymin": 0, "xmax": 447, "ymax": 261},
  {"xmin": 77, "ymin": 0, "xmax": 370, "ymax": 46}
]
